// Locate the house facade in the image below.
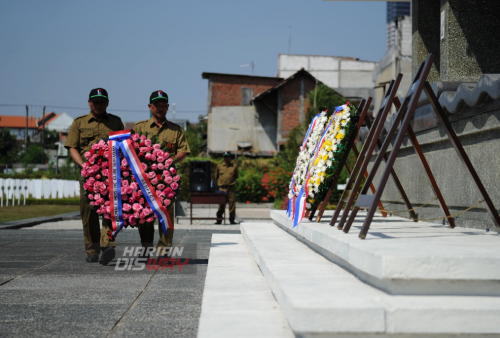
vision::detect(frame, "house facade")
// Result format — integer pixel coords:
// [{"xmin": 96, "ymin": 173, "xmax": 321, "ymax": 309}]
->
[
  {"xmin": 203, "ymin": 69, "xmax": 326, "ymax": 156},
  {"xmin": 202, "ymin": 72, "xmax": 282, "ymax": 156},
  {"xmin": 0, "ymin": 115, "xmax": 38, "ymax": 141}
]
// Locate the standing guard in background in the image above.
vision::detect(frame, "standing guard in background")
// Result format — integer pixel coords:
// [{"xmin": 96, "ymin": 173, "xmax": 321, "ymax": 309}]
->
[
  {"xmin": 65, "ymin": 88, "xmax": 124, "ymax": 265},
  {"xmin": 215, "ymin": 152, "xmax": 238, "ymax": 224},
  {"xmin": 133, "ymin": 90, "xmax": 190, "ymax": 257}
]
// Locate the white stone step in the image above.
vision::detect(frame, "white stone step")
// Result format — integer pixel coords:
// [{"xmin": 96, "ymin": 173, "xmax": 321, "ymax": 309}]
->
[
  {"xmin": 271, "ymin": 210, "xmax": 500, "ymax": 296},
  {"xmin": 197, "ymin": 233, "xmax": 293, "ymax": 338},
  {"xmin": 242, "ymin": 222, "xmax": 500, "ymax": 337}
]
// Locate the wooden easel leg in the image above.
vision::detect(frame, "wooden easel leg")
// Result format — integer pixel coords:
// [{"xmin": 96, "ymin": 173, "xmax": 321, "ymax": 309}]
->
[
  {"xmin": 364, "ymin": 116, "xmax": 417, "ymax": 222},
  {"xmin": 308, "ymin": 205, "xmax": 318, "ymax": 220},
  {"xmin": 342, "ymin": 98, "xmax": 412, "ymax": 233},
  {"xmin": 393, "ymin": 97, "xmax": 455, "ymax": 228},
  {"xmin": 353, "ymin": 147, "xmax": 387, "ymax": 218},
  {"xmin": 336, "ymin": 77, "xmax": 419, "ymax": 230},
  {"xmin": 357, "ymin": 57, "xmax": 433, "ymax": 239},
  {"xmin": 424, "ymin": 82, "xmax": 500, "ymax": 230}
]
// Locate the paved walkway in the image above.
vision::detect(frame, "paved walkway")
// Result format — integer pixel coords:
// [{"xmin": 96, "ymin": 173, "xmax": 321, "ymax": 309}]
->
[{"xmin": 0, "ymin": 206, "xmax": 274, "ymax": 337}]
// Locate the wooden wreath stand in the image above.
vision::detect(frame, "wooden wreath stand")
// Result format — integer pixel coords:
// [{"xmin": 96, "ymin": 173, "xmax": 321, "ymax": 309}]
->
[
  {"xmin": 333, "ymin": 53, "xmax": 500, "ymax": 239},
  {"xmin": 308, "ymin": 98, "xmax": 388, "ymax": 222}
]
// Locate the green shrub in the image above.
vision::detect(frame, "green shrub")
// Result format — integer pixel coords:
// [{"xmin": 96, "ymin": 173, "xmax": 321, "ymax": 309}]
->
[{"xmin": 235, "ymin": 169, "xmax": 267, "ymax": 203}]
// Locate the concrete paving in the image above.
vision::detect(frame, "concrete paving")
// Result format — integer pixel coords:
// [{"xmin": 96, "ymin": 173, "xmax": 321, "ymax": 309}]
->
[
  {"xmin": 242, "ymin": 222, "xmax": 500, "ymax": 337},
  {"xmin": 0, "ymin": 205, "xmax": 274, "ymax": 337},
  {"xmin": 177, "ymin": 205, "xmax": 271, "ymax": 224},
  {"xmin": 272, "ymin": 210, "xmax": 500, "ymax": 296},
  {"xmin": 0, "ymin": 223, "xmax": 239, "ymax": 337},
  {"xmin": 197, "ymin": 233, "xmax": 293, "ymax": 338}
]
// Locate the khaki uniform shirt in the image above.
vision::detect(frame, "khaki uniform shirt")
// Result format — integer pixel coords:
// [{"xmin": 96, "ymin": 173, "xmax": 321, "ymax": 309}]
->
[
  {"xmin": 65, "ymin": 112, "xmax": 124, "ymax": 157},
  {"xmin": 215, "ymin": 161, "xmax": 238, "ymax": 187},
  {"xmin": 132, "ymin": 118, "xmax": 191, "ymax": 156}
]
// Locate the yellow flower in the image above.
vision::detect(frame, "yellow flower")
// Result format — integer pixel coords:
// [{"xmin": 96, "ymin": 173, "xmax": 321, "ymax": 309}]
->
[
  {"xmin": 341, "ymin": 120, "xmax": 346, "ymax": 124},
  {"xmin": 316, "ymin": 178, "xmax": 321, "ymax": 185},
  {"xmin": 326, "ymin": 147, "xmax": 331, "ymax": 152},
  {"xmin": 323, "ymin": 155, "xmax": 328, "ymax": 161},
  {"xmin": 336, "ymin": 133, "xmax": 344, "ymax": 140},
  {"xmin": 314, "ymin": 159, "xmax": 319, "ymax": 166},
  {"xmin": 325, "ymin": 140, "xmax": 332, "ymax": 146},
  {"xmin": 336, "ymin": 125, "xmax": 341, "ymax": 132}
]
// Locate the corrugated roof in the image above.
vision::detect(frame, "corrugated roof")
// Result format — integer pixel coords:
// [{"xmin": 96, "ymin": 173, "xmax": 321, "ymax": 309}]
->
[
  {"xmin": 0, "ymin": 115, "xmax": 38, "ymax": 129},
  {"xmin": 253, "ymin": 68, "xmax": 325, "ymax": 101}
]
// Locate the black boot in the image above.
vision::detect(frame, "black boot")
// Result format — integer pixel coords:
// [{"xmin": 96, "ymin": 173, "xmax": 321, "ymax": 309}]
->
[{"xmin": 99, "ymin": 247, "xmax": 115, "ymax": 265}]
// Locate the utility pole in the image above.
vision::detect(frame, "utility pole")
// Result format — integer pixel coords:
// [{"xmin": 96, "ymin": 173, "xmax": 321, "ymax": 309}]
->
[
  {"xmin": 288, "ymin": 26, "xmax": 292, "ymax": 54},
  {"xmin": 25, "ymin": 105, "xmax": 28, "ymax": 155},
  {"xmin": 172, "ymin": 103, "xmax": 176, "ymax": 121},
  {"xmin": 42, "ymin": 106, "xmax": 45, "ymax": 153}
]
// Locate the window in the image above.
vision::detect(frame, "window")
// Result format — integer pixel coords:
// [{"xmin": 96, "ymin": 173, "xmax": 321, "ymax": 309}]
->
[{"xmin": 241, "ymin": 87, "xmax": 253, "ymax": 106}]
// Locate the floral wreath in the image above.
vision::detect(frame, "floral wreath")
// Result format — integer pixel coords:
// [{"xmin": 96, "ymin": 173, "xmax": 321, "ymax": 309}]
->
[
  {"xmin": 287, "ymin": 111, "xmax": 328, "ymax": 200},
  {"xmin": 307, "ymin": 103, "xmax": 359, "ymax": 206}
]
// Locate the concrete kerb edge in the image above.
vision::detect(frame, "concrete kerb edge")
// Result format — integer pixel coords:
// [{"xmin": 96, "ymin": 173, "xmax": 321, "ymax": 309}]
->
[
  {"xmin": 240, "ymin": 223, "xmax": 387, "ymax": 335},
  {"xmin": 0, "ymin": 211, "xmax": 81, "ymax": 230}
]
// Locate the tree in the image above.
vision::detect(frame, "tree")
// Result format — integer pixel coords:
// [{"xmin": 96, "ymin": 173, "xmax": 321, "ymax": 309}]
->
[
  {"xmin": 0, "ymin": 127, "xmax": 18, "ymax": 164},
  {"xmin": 284, "ymin": 84, "xmax": 347, "ymax": 164},
  {"xmin": 43, "ymin": 129, "xmax": 59, "ymax": 150},
  {"xmin": 305, "ymin": 84, "xmax": 346, "ymax": 125},
  {"xmin": 59, "ymin": 156, "xmax": 80, "ymax": 180},
  {"xmin": 185, "ymin": 120, "xmax": 207, "ymax": 157},
  {"xmin": 21, "ymin": 144, "xmax": 48, "ymax": 165}
]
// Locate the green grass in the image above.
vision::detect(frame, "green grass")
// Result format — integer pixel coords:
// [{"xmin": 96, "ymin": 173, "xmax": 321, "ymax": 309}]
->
[{"xmin": 0, "ymin": 205, "xmax": 80, "ymax": 223}]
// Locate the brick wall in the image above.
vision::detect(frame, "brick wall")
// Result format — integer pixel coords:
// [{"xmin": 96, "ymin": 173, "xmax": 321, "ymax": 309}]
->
[
  {"xmin": 210, "ymin": 74, "xmax": 280, "ymax": 107},
  {"xmin": 280, "ymin": 75, "xmax": 316, "ymax": 139}
]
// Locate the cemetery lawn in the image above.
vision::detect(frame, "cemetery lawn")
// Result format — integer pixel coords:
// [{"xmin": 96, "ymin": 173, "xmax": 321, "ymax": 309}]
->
[{"xmin": 0, "ymin": 205, "xmax": 80, "ymax": 223}]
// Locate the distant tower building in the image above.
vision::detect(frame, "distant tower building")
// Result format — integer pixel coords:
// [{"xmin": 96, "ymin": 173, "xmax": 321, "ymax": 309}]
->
[
  {"xmin": 372, "ymin": 1, "xmax": 412, "ymax": 113},
  {"xmin": 386, "ymin": 2, "xmax": 411, "ymax": 50}
]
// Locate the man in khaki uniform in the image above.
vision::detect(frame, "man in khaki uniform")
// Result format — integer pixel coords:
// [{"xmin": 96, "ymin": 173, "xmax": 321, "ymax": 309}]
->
[
  {"xmin": 133, "ymin": 90, "xmax": 190, "ymax": 256},
  {"xmin": 65, "ymin": 88, "xmax": 124, "ymax": 265},
  {"xmin": 215, "ymin": 152, "xmax": 238, "ymax": 224}
]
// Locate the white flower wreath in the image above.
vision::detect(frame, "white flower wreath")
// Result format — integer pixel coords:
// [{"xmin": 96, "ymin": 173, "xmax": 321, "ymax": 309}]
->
[
  {"xmin": 308, "ymin": 105, "xmax": 351, "ymax": 197},
  {"xmin": 287, "ymin": 111, "xmax": 328, "ymax": 199}
]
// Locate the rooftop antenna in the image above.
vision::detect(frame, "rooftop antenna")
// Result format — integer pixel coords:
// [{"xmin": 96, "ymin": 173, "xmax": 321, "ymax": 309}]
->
[
  {"xmin": 288, "ymin": 26, "xmax": 292, "ymax": 54},
  {"xmin": 172, "ymin": 103, "xmax": 176, "ymax": 120},
  {"xmin": 240, "ymin": 61, "xmax": 256, "ymax": 75}
]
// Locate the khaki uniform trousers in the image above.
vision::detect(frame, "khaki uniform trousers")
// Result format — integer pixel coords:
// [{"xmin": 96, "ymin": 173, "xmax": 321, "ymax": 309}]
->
[
  {"xmin": 217, "ymin": 186, "xmax": 236, "ymax": 223},
  {"xmin": 79, "ymin": 183, "xmax": 114, "ymax": 256},
  {"xmin": 138, "ymin": 204, "xmax": 174, "ymax": 255}
]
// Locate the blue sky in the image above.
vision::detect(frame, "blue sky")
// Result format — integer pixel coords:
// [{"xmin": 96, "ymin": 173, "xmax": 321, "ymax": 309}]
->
[{"xmin": 0, "ymin": 0, "xmax": 386, "ymax": 123}]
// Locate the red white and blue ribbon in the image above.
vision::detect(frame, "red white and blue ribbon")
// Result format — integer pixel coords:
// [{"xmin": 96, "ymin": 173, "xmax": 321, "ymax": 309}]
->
[
  {"xmin": 287, "ymin": 113, "xmax": 321, "ymax": 219},
  {"xmin": 119, "ymin": 138, "xmax": 173, "ymax": 236},
  {"xmin": 292, "ymin": 106, "xmax": 344, "ymax": 227},
  {"xmin": 107, "ymin": 130, "xmax": 174, "ymax": 239},
  {"xmin": 108, "ymin": 130, "xmax": 131, "ymax": 238}
]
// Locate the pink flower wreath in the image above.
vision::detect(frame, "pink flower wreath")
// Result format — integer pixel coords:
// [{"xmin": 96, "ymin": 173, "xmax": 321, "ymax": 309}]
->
[{"xmin": 81, "ymin": 132, "xmax": 181, "ymax": 227}]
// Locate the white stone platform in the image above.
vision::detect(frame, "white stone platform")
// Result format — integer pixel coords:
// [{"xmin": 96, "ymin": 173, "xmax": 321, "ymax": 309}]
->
[
  {"xmin": 197, "ymin": 233, "xmax": 293, "ymax": 338},
  {"xmin": 242, "ymin": 222, "xmax": 500, "ymax": 337},
  {"xmin": 272, "ymin": 210, "xmax": 500, "ymax": 296}
]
